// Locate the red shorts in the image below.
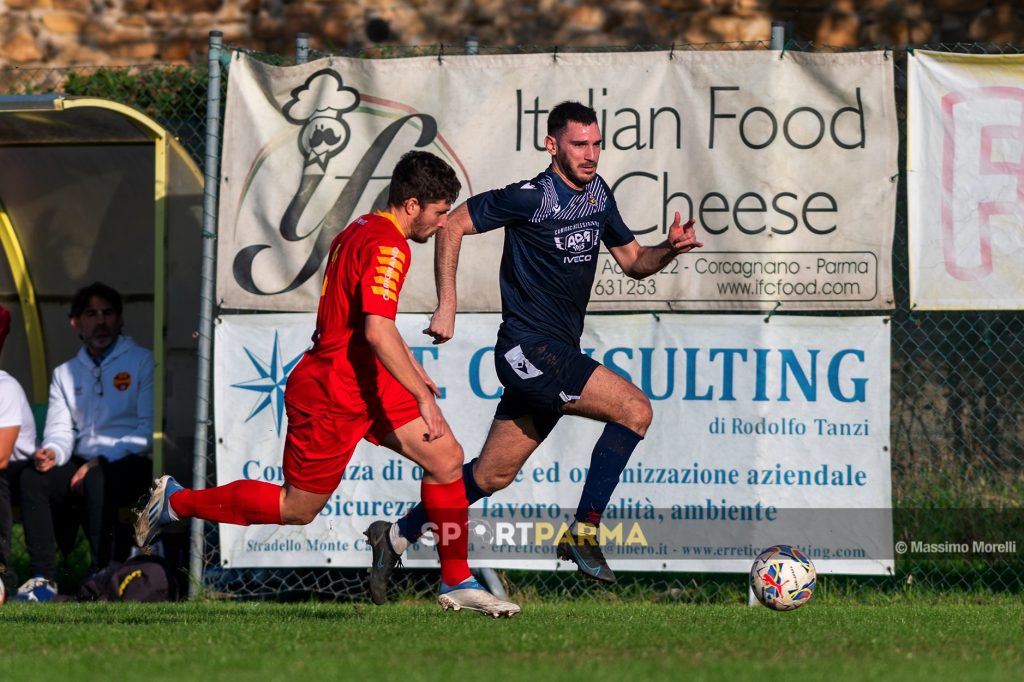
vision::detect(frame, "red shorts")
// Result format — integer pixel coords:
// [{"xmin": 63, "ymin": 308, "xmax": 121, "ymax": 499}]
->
[{"xmin": 282, "ymin": 369, "xmax": 421, "ymax": 495}]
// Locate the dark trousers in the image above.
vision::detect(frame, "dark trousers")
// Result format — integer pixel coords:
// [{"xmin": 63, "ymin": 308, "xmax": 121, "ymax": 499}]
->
[
  {"xmin": 0, "ymin": 459, "xmax": 32, "ymax": 569},
  {"xmin": 19, "ymin": 454, "xmax": 152, "ymax": 578}
]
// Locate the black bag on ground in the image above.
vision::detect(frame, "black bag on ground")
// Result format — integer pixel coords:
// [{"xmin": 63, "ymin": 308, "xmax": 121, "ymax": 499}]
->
[{"xmin": 77, "ymin": 554, "xmax": 179, "ymax": 602}]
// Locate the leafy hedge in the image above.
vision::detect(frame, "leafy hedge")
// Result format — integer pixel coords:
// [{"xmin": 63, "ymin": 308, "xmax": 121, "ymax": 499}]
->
[{"xmin": 62, "ymin": 65, "xmax": 214, "ymax": 161}]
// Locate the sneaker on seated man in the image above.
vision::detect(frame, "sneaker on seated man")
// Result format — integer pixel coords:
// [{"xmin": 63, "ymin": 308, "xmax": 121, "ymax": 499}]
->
[{"xmin": 14, "ymin": 576, "xmax": 58, "ymax": 602}]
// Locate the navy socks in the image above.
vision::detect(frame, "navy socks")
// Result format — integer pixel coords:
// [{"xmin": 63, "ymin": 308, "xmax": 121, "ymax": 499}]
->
[{"xmin": 574, "ymin": 422, "xmax": 643, "ymax": 526}]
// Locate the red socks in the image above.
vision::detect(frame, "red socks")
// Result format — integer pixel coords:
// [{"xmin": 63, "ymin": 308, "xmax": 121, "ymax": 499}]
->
[
  {"xmin": 170, "ymin": 480, "xmax": 283, "ymax": 526},
  {"xmin": 421, "ymin": 478, "xmax": 472, "ymax": 586},
  {"xmin": 169, "ymin": 477, "xmax": 470, "ymax": 587}
]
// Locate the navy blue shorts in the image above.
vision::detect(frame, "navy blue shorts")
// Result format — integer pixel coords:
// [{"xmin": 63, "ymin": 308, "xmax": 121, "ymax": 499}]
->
[{"xmin": 492, "ymin": 335, "xmax": 600, "ymax": 439}]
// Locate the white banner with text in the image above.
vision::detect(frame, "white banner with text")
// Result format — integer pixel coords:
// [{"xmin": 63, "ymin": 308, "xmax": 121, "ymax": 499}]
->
[
  {"xmin": 214, "ymin": 313, "xmax": 893, "ymax": 575},
  {"xmin": 217, "ymin": 50, "xmax": 897, "ymax": 313},
  {"xmin": 908, "ymin": 51, "xmax": 1024, "ymax": 310}
]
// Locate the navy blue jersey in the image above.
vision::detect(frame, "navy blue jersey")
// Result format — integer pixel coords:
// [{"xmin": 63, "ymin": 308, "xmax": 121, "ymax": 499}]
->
[{"xmin": 468, "ymin": 166, "xmax": 635, "ymax": 347}]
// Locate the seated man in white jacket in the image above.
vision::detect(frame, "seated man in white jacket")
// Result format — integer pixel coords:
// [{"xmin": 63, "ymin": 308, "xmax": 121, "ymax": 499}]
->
[{"xmin": 15, "ymin": 282, "xmax": 152, "ymax": 602}]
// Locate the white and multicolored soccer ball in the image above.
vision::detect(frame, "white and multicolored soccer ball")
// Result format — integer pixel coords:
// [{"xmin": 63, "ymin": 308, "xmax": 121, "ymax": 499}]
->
[{"xmin": 750, "ymin": 544, "xmax": 816, "ymax": 611}]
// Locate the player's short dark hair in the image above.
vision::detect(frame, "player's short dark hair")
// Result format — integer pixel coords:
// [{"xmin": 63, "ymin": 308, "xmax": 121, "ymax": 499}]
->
[
  {"xmin": 548, "ymin": 101, "xmax": 598, "ymax": 137},
  {"xmin": 387, "ymin": 151, "xmax": 461, "ymax": 208},
  {"xmin": 70, "ymin": 282, "xmax": 123, "ymax": 318}
]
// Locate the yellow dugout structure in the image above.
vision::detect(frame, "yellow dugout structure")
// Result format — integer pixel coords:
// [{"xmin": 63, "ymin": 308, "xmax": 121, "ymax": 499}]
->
[{"xmin": 0, "ymin": 95, "xmax": 203, "ymax": 477}]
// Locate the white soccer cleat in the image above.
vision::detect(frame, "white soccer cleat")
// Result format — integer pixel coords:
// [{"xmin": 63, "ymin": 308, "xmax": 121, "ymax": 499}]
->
[
  {"xmin": 438, "ymin": 578, "xmax": 521, "ymax": 618},
  {"xmin": 134, "ymin": 475, "xmax": 184, "ymax": 547}
]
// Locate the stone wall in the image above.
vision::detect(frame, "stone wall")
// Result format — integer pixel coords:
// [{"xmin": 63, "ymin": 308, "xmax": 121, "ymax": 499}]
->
[{"xmin": 1, "ymin": 0, "xmax": 1023, "ymax": 66}]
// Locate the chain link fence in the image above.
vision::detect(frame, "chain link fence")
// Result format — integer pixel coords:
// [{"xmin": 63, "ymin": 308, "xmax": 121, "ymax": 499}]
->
[{"xmin": 3, "ymin": 39, "xmax": 1022, "ymax": 602}]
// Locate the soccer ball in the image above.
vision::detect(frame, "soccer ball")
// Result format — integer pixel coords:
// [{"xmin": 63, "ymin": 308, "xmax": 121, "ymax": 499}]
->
[{"xmin": 749, "ymin": 544, "xmax": 816, "ymax": 611}]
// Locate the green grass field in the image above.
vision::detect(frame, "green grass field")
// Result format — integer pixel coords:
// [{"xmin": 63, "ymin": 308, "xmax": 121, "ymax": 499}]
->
[{"xmin": 2, "ymin": 598, "xmax": 1022, "ymax": 682}]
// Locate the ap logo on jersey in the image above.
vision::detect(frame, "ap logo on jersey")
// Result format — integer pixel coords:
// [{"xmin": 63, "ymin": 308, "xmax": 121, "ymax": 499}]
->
[{"xmin": 555, "ymin": 228, "xmax": 598, "ymax": 264}]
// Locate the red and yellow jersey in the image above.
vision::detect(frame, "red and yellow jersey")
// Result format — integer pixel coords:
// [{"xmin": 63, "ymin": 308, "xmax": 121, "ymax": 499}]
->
[{"xmin": 287, "ymin": 212, "xmax": 411, "ymax": 416}]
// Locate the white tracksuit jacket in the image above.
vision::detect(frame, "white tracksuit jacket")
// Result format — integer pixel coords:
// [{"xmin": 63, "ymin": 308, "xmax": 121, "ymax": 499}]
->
[{"xmin": 41, "ymin": 335, "xmax": 153, "ymax": 466}]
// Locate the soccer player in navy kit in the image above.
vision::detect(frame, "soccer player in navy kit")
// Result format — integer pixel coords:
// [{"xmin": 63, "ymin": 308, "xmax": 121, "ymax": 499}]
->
[{"xmin": 365, "ymin": 101, "xmax": 703, "ymax": 599}]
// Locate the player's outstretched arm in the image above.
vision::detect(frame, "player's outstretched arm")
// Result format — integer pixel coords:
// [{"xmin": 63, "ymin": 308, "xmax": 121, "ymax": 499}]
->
[
  {"xmin": 366, "ymin": 313, "xmax": 449, "ymax": 441},
  {"xmin": 609, "ymin": 211, "xmax": 704, "ymax": 279},
  {"xmin": 425, "ymin": 203, "xmax": 477, "ymax": 345}
]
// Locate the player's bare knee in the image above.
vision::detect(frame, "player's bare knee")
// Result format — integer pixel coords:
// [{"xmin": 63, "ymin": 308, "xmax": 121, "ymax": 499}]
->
[
  {"xmin": 423, "ymin": 440, "xmax": 464, "ymax": 483},
  {"xmin": 435, "ymin": 457, "xmax": 463, "ymax": 484},
  {"xmin": 475, "ymin": 467, "xmax": 516, "ymax": 494},
  {"xmin": 621, "ymin": 394, "xmax": 653, "ymax": 436}
]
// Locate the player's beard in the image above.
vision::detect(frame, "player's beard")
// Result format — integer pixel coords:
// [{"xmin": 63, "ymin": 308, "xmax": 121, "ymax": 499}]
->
[
  {"xmin": 554, "ymin": 148, "xmax": 596, "ymax": 189},
  {"xmin": 407, "ymin": 215, "xmax": 435, "ymax": 244}
]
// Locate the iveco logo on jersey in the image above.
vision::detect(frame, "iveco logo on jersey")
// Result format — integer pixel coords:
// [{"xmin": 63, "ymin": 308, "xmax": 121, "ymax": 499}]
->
[{"xmin": 555, "ymin": 228, "xmax": 598, "ymax": 264}]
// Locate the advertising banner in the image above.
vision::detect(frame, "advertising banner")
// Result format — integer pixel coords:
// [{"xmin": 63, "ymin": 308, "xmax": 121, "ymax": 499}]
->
[
  {"xmin": 908, "ymin": 51, "xmax": 1024, "ymax": 310},
  {"xmin": 216, "ymin": 50, "xmax": 897, "ymax": 313},
  {"xmin": 214, "ymin": 313, "xmax": 892, "ymax": 575}
]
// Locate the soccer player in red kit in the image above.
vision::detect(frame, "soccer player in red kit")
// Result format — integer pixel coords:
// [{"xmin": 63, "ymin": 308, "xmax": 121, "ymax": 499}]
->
[{"xmin": 136, "ymin": 151, "xmax": 519, "ymax": 617}]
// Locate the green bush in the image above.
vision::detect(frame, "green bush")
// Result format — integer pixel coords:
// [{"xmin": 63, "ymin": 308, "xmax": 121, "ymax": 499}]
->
[{"xmin": 63, "ymin": 66, "xmax": 211, "ymax": 161}]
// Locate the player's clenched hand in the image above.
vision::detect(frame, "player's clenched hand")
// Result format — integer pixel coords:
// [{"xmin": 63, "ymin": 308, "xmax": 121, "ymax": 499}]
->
[
  {"xmin": 667, "ymin": 211, "xmax": 703, "ymax": 253},
  {"xmin": 417, "ymin": 395, "xmax": 449, "ymax": 441},
  {"xmin": 423, "ymin": 305, "xmax": 456, "ymax": 345}
]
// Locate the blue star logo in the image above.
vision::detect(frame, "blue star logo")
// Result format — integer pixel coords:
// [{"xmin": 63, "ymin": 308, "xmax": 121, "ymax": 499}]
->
[{"xmin": 232, "ymin": 331, "xmax": 306, "ymax": 436}]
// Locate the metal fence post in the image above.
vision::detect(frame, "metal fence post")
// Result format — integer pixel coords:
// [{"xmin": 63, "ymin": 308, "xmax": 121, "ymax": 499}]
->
[
  {"xmin": 296, "ymin": 33, "xmax": 310, "ymax": 64},
  {"xmin": 189, "ymin": 29, "xmax": 223, "ymax": 599},
  {"xmin": 747, "ymin": 19, "xmax": 789, "ymax": 608}
]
